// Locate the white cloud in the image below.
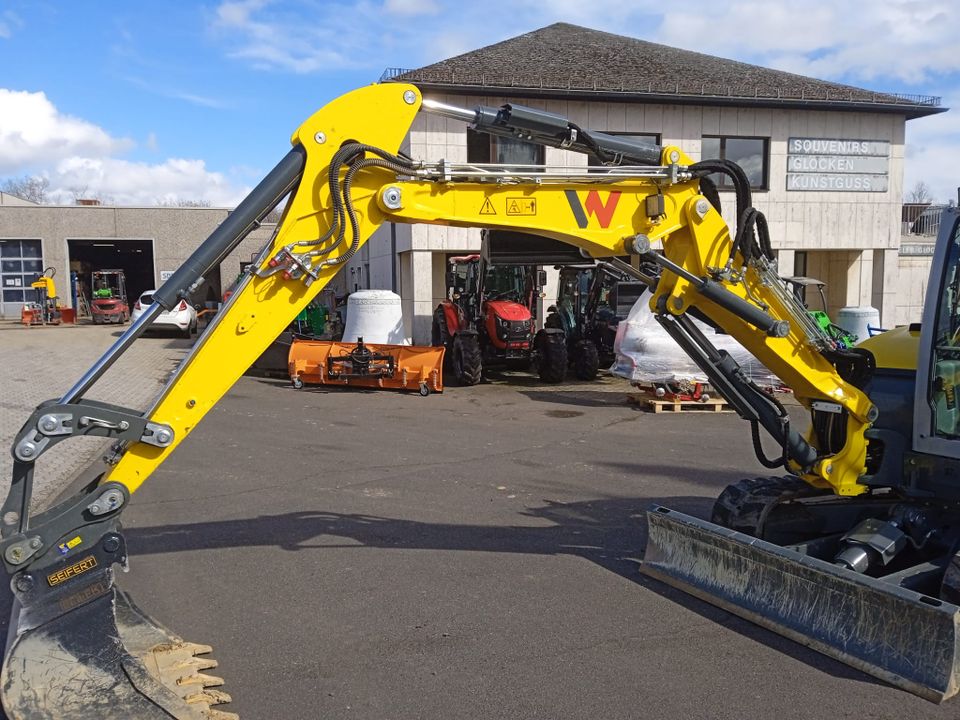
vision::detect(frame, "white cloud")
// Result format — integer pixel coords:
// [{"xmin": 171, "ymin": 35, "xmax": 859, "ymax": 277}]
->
[
  {"xmin": 208, "ymin": 0, "xmax": 960, "ymax": 84},
  {"xmin": 383, "ymin": 0, "xmax": 439, "ymax": 16},
  {"xmin": 0, "ymin": 89, "xmax": 132, "ymax": 173},
  {"xmin": 654, "ymin": 1, "xmax": 958, "ymax": 84},
  {"xmin": 212, "ymin": 1, "xmax": 361, "ymax": 73},
  {"xmin": 904, "ymin": 97, "xmax": 960, "ymax": 204},
  {"xmin": 0, "ymin": 89, "xmax": 249, "ymax": 207},
  {"xmin": 46, "ymin": 157, "xmax": 248, "ymax": 207},
  {"xmin": 0, "ymin": 10, "xmax": 23, "ymax": 39}
]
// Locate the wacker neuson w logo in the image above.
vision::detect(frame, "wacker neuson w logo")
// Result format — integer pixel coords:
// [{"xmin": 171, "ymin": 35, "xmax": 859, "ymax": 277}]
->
[{"xmin": 564, "ymin": 190, "xmax": 621, "ymax": 229}]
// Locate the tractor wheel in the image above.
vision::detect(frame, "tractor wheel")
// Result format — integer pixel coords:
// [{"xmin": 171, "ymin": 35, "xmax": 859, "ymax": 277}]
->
[
  {"xmin": 535, "ymin": 330, "xmax": 567, "ymax": 383},
  {"xmin": 432, "ymin": 311, "xmax": 452, "ymax": 369},
  {"xmin": 544, "ymin": 312, "xmax": 563, "ymax": 330},
  {"xmin": 573, "ymin": 340, "xmax": 600, "ymax": 381},
  {"xmin": 452, "ymin": 334, "xmax": 482, "ymax": 386}
]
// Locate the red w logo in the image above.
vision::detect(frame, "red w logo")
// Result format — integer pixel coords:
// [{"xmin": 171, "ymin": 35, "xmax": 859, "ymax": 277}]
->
[{"xmin": 564, "ymin": 190, "xmax": 621, "ymax": 229}]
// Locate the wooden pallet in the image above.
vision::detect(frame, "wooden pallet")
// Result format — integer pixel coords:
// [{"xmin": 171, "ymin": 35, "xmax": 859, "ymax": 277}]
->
[{"xmin": 628, "ymin": 393, "xmax": 731, "ymax": 413}]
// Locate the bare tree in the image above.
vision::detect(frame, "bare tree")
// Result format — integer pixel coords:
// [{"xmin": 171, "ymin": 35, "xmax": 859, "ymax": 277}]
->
[
  {"xmin": 1, "ymin": 175, "xmax": 50, "ymax": 204},
  {"xmin": 156, "ymin": 198, "xmax": 213, "ymax": 208},
  {"xmin": 907, "ymin": 180, "xmax": 933, "ymax": 204}
]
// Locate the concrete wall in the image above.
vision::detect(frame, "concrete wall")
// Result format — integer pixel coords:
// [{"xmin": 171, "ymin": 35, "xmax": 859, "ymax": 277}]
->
[{"xmin": 893, "ymin": 255, "xmax": 932, "ymax": 327}]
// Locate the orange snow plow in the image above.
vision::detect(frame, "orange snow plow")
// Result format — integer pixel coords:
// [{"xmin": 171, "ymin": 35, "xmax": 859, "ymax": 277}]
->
[{"xmin": 288, "ymin": 337, "xmax": 444, "ymax": 395}]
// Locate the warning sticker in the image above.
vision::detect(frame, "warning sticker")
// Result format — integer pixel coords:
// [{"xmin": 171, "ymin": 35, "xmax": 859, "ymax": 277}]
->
[
  {"xmin": 479, "ymin": 198, "xmax": 497, "ymax": 215},
  {"xmin": 506, "ymin": 198, "xmax": 536, "ymax": 216},
  {"xmin": 57, "ymin": 535, "xmax": 83, "ymax": 555}
]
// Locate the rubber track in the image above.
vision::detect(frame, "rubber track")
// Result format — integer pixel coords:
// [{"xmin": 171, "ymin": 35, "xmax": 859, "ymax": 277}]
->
[{"xmin": 710, "ymin": 475, "xmax": 814, "ymax": 536}]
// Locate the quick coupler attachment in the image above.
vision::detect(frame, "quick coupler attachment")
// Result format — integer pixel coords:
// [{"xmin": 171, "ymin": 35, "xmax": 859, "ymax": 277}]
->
[
  {"xmin": 1, "ymin": 531, "xmax": 237, "ymax": 719},
  {"xmin": 641, "ymin": 506, "xmax": 960, "ymax": 702}
]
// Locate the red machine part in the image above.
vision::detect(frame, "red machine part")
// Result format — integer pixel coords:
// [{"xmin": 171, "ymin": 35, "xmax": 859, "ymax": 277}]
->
[{"xmin": 484, "ymin": 300, "xmax": 532, "ymax": 350}]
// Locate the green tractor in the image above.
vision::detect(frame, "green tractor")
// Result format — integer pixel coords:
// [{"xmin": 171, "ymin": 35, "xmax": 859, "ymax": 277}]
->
[{"xmin": 546, "ymin": 262, "xmax": 648, "ymax": 380}]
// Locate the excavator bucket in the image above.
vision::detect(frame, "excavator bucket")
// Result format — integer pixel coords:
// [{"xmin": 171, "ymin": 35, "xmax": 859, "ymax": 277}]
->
[
  {"xmin": 2, "ymin": 564, "xmax": 235, "ymax": 719},
  {"xmin": 641, "ymin": 506, "xmax": 960, "ymax": 703},
  {"xmin": 289, "ymin": 337, "xmax": 444, "ymax": 395}
]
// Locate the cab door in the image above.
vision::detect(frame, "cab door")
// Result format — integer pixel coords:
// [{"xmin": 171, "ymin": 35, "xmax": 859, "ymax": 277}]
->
[{"xmin": 915, "ymin": 208, "xmax": 960, "ymax": 457}]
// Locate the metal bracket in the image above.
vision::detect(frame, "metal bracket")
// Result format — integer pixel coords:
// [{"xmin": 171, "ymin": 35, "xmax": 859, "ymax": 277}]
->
[
  {"xmin": 0, "ymin": 481, "xmax": 130, "ymax": 573},
  {"xmin": 12, "ymin": 399, "xmax": 173, "ymax": 463}
]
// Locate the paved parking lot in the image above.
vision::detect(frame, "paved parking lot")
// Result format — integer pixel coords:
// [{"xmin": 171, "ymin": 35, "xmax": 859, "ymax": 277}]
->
[
  {"xmin": 113, "ymin": 373, "xmax": 952, "ymax": 720},
  {"xmin": 0, "ymin": 328, "xmax": 954, "ymax": 719},
  {"xmin": 0, "ymin": 322, "xmax": 191, "ymax": 510}
]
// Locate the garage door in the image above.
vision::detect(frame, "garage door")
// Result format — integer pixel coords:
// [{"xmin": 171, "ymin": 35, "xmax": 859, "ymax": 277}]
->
[{"xmin": 0, "ymin": 239, "xmax": 44, "ymax": 319}]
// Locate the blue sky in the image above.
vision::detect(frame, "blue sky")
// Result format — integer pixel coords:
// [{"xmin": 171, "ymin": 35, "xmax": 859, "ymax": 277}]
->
[{"xmin": 0, "ymin": 0, "xmax": 957, "ymax": 205}]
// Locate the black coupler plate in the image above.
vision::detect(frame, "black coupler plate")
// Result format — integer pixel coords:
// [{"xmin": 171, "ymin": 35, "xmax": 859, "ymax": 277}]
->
[{"xmin": 642, "ymin": 506, "xmax": 960, "ymax": 703}]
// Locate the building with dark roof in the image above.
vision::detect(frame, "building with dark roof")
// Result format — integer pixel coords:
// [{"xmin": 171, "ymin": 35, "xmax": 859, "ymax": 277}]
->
[{"xmin": 341, "ymin": 23, "xmax": 944, "ymax": 343}]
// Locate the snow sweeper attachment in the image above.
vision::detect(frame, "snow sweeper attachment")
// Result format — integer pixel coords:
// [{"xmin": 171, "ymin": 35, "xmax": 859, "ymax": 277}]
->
[
  {"xmin": 641, "ymin": 506, "xmax": 960, "ymax": 703},
  {"xmin": 288, "ymin": 337, "xmax": 444, "ymax": 395}
]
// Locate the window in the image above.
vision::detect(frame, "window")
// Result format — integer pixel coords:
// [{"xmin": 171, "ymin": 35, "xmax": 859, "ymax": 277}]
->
[
  {"xmin": 588, "ymin": 133, "xmax": 661, "ymax": 170},
  {"xmin": 467, "ymin": 128, "xmax": 544, "ymax": 169},
  {"xmin": 701, "ymin": 136, "xmax": 769, "ymax": 190},
  {"xmin": 0, "ymin": 240, "xmax": 42, "ymax": 307},
  {"xmin": 931, "ymin": 221, "xmax": 960, "ymax": 439}
]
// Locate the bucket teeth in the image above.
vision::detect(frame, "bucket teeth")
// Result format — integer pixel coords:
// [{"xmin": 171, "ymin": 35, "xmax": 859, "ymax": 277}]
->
[
  {"xmin": 185, "ymin": 688, "xmax": 233, "ymax": 705},
  {"xmin": 137, "ymin": 637, "xmax": 234, "ymax": 714},
  {"xmin": 114, "ymin": 590, "xmax": 238, "ymax": 718},
  {"xmin": 178, "ymin": 672, "xmax": 226, "ymax": 688},
  {"xmin": 208, "ymin": 711, "xmax": 241, "ymax": 720}
]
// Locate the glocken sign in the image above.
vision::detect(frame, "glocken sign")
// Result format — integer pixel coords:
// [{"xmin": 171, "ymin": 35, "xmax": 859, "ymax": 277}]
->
[{"xmin": 786, "ymin": 137, "xmax": 890, "ymax": 193}]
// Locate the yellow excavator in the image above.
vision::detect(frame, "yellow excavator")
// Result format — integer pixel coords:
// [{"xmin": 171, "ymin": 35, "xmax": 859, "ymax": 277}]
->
[{"xmin": 3, "ymin": 82, "xmax": 960, "ymax": 717}]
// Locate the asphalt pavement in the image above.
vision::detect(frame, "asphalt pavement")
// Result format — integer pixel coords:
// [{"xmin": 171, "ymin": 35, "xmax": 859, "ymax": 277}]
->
[
  {"xmin": 0, "ymin": 322, "xmax": 191, "ymax": 510},
  {"xmin": 107, "ymin": 373, "xmax": 957, "ymax": 720}
]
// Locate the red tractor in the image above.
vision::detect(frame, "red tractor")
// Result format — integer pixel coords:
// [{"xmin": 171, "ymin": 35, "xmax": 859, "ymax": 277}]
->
[{"xmin": 432, "ymin": 231, "xmax": 578, "ymax": 385}]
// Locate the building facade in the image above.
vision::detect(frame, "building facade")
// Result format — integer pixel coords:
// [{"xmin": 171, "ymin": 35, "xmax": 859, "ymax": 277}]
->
[{"xmin": 0, "ymin": 204, "xmax": 274, "ymax": 318}]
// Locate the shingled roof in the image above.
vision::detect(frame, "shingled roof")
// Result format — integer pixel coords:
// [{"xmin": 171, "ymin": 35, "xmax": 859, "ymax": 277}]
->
[{"xmin": 385, "ymin": 23, "xmax": 943, "ymax": 119}]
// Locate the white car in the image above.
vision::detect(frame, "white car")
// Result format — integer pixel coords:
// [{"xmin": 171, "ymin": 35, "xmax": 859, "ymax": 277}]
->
[{"xmin": 131, "ymin": 289, "xmax": 198, "ymax": 337}]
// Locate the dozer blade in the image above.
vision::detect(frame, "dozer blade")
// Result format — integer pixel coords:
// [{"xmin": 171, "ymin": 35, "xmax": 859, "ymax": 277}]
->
[
  {"xmin": 2, "ymin": 566, "xmax": 236, "ymax": 719},
  {"xmin": 641, "ymin": 506, "xmax": 960, "ymax": 703}
]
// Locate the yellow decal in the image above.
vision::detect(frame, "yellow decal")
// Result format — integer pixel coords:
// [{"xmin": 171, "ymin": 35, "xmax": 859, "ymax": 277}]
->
[
  {"xmin": 479, "ymin": 198, "xmax": 497, "ymax": 215},
  {"xmin": 506, "ymin": 197, "xmax": 536, "ymax": 216},
  {"xmin": 57, "ymin": 535, "xmax": 83, "ymax": 555},
  {"xmin": 47, "ymin": 555, "xmax": 98, "ymax": 587}
]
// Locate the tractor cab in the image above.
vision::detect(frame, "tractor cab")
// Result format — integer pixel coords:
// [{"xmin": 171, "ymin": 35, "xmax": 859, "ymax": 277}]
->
[
  {"xmin": 433, "ymin": 232, "xmax": 567, "ymax": 385},
  {"xmin": 548, "ymin": 262, "xmax": 648, "ymax": 378}
]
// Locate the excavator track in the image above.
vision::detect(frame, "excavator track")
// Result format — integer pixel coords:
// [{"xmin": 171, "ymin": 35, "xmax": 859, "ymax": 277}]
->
[{"xmin": 711, "ymin": 475, "xmax": 824, "ymax": 537}]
